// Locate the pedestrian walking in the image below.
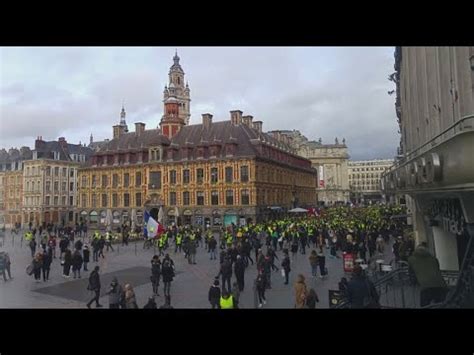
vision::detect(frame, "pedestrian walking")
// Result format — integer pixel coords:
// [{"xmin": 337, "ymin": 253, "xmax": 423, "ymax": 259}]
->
[
  {"xmin": 0, "ymin": 252, "xmax": 8, "ymax": 282},
  {"xmin": 294, "ymin": 274, "xmax": 308, "ymax": 309},
  {"xmin": 161, "ymin": 256, "xmax": 175, "ymax": 298},
  {"xmin": 72, "ymin": 249, "xmax": 83, "ymax": 279},
  {"xmin": 91, "ymin": 237, "xmax": 99, "ymax": 262},
  {"xmin": 32, "ymin": 253, "xmax": 43, "ymax": 282},
  {"xmin": 98, "ymin": 236, "xmax": 106, "ymax": 259},
  {"xmin": 218, "ymin": 256, "xmax": 232, "ymax": 294},
  {"xmin": 124, "ymin": 284, "xmax": 138, "ymax": 309},
  {"xmin": 208, "ymin": 278, "xmax": 221, "ymax": 309},
  {"xmin": 29, "ymin": 238, "xmax": 37, "ymax": 258},
  {"xmin": 86, "ymin": 266, "xmax": 103, "ymax": 308},
  {"xmin": 408, "ymin": 243, "xmax": 448, "ymax": 307},
  {"xmin": 105, "ymin": 232, "xmax": 114, "ymax": 252},
  {"xmin": 106, "ymin": 277, "xmax": 123, "ymax": 309},
  {"xmin": 318, "ymin": 251, "xmax": 327, "ymax": 279},
  {"xmin": 309, "ymin": 250, "xmax": 318, "ymax": 277},
  {"xmin": 62, "ymin": 248, "xmax": 72, "ymax": 278},
  {"xmin": 150, "ymin": 255, "xmax": 161, "ymax": 296},
  {"xmin": 231, "ymin": 281, "xmax": 240, "ymax": 309},
  {"xmin": 234, "ymin": 255, "xmax": 245, "ymax": 292},
  {"xmin": 306, "ymin": 288, "xmax": 319, "ymax": 309},
  {"xmin": 255, "ymin": 272, "xmax": 267, "ymax": 308},
  {"xmin": 83, "ymin": 245, "xmax": 90, "ymax": 271},
  {"xmin": 219, "ymin": 291, "xmax": 234, "ymax": 309},
  {"xmin": 42, "ymin": 248, "xmax": 52, "ymax": 281},
  {"xmin": 346, "ymin": 265, "xmax": 380, "ymax": 309},
  {"xmin": 208, "ymin": 235, "xmax": 218, "ymax": 260},
  {"xmin": 281, "ymin": 251, "xmax": 291, "ymax": 285}
]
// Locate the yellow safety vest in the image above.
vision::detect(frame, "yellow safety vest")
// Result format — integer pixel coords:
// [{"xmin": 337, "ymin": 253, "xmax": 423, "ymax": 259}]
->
[{"xmin": 220, "ymin": 296, "xmax": 234, "ymax": 309}]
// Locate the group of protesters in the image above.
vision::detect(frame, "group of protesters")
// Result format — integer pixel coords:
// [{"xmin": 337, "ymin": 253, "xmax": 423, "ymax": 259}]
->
[{"xmin": 5, "ymin": 204, "xmax": 423, "ymax": 309}]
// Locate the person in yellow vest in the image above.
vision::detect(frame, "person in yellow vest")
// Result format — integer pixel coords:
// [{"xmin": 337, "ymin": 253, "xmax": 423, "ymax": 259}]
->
[
  {"xmin": 219, "ymin": 291, "xmax": 234, "ymax": 309},
  {"xmin": 175, "ymin": 233, "xmax": 183, "ymax": 254},
  {"xmin": 158, "ymin": 236, "xmax": 166, "ymax": 256}
]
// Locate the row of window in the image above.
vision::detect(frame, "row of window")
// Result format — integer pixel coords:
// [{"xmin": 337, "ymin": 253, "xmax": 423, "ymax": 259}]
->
[
  {"xmin": 82, "ymin": 189, "xmax": 251, "ymax": 209},
  {"xmin": 0, "ymin": 176, "xmax": 22, "ymax": 185},
  {"xmin": 349, "ymin": 166, "xmax": 388, "ymax": 172},
  {"xmin": 349, "ymin": 173, "xmax": 382, "ymax": 179},
  {"xmin": 25, "ymin": 166, "xmax": 76, "ymax": 177},
  {"xmin": 83, "ymin": 166, "xmax": 250, "ymax": 189},
  {"xmin": 24, "ymin": 196, "xmax": 74, "ymax": 206}
]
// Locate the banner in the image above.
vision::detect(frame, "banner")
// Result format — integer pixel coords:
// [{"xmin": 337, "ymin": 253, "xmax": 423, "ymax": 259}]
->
[
  {"xmin": 319, "ymin": 166, "xmax": 325, "ymax": 188},
  {"xmin": 343, "ymin": 252, "xmax": 354, "ymax": 272}
]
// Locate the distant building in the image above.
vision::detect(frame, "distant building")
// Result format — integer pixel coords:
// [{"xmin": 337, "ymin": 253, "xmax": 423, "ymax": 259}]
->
[
  {"xmin": 0, "ymin": 147, "xmax": 32, "ymax": 227},
  {"xmin": 348, "ymin": 159, "xmax": 394, "ymax": 203},
  {"xmin": 22, "ymin": 136, "xmax": 93, "ymax": 226},
  {"xmin": 272, "ymin": 130, "xmax": 350, "ymax": 205}
]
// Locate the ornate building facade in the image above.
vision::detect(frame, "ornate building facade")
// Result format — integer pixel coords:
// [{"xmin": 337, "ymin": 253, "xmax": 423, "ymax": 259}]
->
[
  {"xmin": 77, "ymin": 54, "xmax": 317, "ymax": 229},
  {"xmin": 271, "ymin": 130, "xmax": 350, "ymax": 205},
  {"xmin": 0, "ymin": 147, "xmax": 32, "ymax": 227},
  {"xmin": 22, "ymin": 137, "xmax": 92, "ymax": 226},
  {"xmin": 348, "ymin": 159, "xmax": 394, "ymax": 203}
]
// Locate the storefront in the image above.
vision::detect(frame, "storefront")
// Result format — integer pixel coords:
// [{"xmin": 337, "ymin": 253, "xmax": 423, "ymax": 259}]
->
[
  {"xmin": 212, "ymin": 210, "xmax": 222, "ymax": 227},
  {"xmin": 182, "ymin": 209, "xmax": 192, "ymax": 226},
  {"xmin": 223, "ymin": 210, "xmax": 238, "ymax": 227}
]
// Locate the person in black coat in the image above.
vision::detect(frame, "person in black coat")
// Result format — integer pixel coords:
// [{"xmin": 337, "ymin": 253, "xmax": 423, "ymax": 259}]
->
[
  {"xmin": 29, "ymin": 239, "xmax": 37, "ymax": 258},
  {"xmin": 82, "ymin": 245, "xmax": 90, "ymax": 271},
  {"xmin": 98, "ymin": 236, "xmax": 106, "ymax": 259},
  {"xmin": 62, "ymin": 248, "xmax": 72, "ymax": 277},
  {"xmin": 346, "ymin": 265, "xmax": 379, "ymax": 309},
  {"xmin": 86, "ymin": 266, "xmax": 103, "ymax": 308},
  {"xmin": 42, "ymin": 248, "xmax": 52, "ymax": 281},
  {"xmin": 59, "ymin": 237, "xmax": 68, "ymax": 261},
  {"xmin": 106, "ymin": 277, "xmax": 123, "ymax": 309},
  {"xmin": 74, "ymin": 239, "xmax": 83, "ymax": 251},
  {"xmin": 150, "ymin": 255, "xmax": 161, "ymax": 296},
  {"xmin": 318, "ymin": 252, "xmax": 327, "ymax": 279},
  {"xmin": 219, "ymin": 257, "xmax": 232, "ymax": 294},
  {"xmin": 281, "ymin": 252, "xmax": 291, "ymax": 285},
  {"xmin": 161, "ymin": 257, "xmax": 174, "ymax": 298},
  {"xmin": 306, "ymin": 288, "xmax": 319, "ymax": 309},
  {"xmin": 72, "ymin": 250, "xmax": 83, "ymax": 279},
  {"xmin": 208, "ymin": 279, "xmax": 221, "ymax": 309},
  {"xmin": 234, "ymin": 255, "xmax": 246, "ymax": 292}
]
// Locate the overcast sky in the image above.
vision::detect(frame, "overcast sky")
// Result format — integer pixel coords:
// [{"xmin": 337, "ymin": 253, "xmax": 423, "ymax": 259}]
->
[{"xmin": 0, "ymin": 47, "xmax": 399, "ymax": 160}]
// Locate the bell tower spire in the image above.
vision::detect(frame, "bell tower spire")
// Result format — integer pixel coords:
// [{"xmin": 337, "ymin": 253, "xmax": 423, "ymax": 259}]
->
[{"xmin": 164, "ymin": 50, "xmax": 191, "ymax": 125}]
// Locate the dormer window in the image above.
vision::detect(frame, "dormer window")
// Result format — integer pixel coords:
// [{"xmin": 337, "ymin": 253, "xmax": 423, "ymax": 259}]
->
[{"xmin": 149, "ymin": 147, "xmax": 162, "ymax": 162}]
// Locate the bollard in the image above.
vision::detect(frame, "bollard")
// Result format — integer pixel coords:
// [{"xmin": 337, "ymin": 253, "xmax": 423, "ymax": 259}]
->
[
  {"xmin": 117, "ymin": 244, "xmax": 119, "ymax": 255},
  {"xmin": 135, "ymin": 243, "xmax": 137, "ymax": 256},
  {"xmin": 12, "ymin": 234, "xmax": 14, "ymax": 247},
  {"xmin": 21, "ymin": 236, "xmax": 23, "ymax": 248}
]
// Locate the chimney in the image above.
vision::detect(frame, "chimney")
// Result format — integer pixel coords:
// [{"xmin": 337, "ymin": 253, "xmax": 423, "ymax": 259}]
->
[
  {"xmin": 202, "ymin": 113, "xmax": 213, "ymax": 130},
  {"xmin": 35, "ymin": 136, "xmax": 46, "ymax": 150},
  {"xmin": 113, "ymin": 125, "xmax": 125, "ymax": 139},
  {"xmin": 253, "ymin": 120, "xmax": 263, "ymax": 133},
  {"xmin": 230, "ymin": 110, "xmax": 243, "ymax": 125},
  {"xmin": 135, "ymin": 122, "xmax": 146, "ymax": 136},
  {"xmin": 242, "ymin": 115, "xmax": 253, "ymax": 126},
  {"xmin": 58, "ymin": 137, "xmax": 67, "ymax": 148}
]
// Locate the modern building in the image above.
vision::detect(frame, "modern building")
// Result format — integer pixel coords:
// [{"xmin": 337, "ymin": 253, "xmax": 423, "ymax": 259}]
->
[
  {"xmin": 273, "ymin": 130, "xmax": 350, "ymax": 205},
  {"xmin": 0, "ymin": 147, "xmax": 32, "ymax": 227},
  {"xmin": 22, "ymin": 137, "xmax": 93, "ymax": 226},
  {"xmin": 382, "ymin": 46, "xmax": 474, "ymax": 293},
  {"xmin": 348, "ymin": 159, "xmax": 394, "ymax": 203},
  {"xmin": 76, "ymin": 54, "xmax": 317, "ymax": 230}
]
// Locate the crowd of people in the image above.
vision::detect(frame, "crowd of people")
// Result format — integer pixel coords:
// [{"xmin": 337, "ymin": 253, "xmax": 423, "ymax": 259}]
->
[{"xmin": 4, "ymin": 204, "xmax": 449, "ymax": 309}]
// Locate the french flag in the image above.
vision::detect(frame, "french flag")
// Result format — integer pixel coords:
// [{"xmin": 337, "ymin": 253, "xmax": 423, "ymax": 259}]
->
[{"xmin": 144, "ymin": 210, "xmax": 165, "ymax": 239}]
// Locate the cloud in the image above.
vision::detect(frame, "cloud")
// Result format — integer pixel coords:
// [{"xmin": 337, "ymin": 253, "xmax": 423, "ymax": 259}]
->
[{"xmin": 0, "ymin": 47, "xmax": 399, "ymax": 160}]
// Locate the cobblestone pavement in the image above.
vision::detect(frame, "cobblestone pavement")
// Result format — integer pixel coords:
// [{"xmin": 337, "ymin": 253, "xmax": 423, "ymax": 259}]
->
[{"xmin": 0, "ymin": 230, "xmax": 395, "ymax": 308}]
